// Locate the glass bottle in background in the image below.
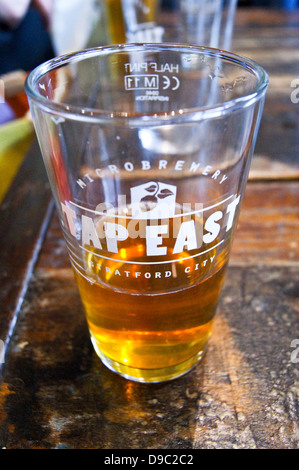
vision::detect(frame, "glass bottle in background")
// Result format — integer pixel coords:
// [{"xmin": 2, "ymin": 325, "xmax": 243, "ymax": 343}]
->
[{"xmin": 176, "ymin": 0, "xmax": 238, "ymax": 50}]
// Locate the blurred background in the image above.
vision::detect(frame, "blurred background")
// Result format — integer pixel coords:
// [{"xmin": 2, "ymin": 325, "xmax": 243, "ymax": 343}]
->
[
  {"xmin": 0, "ymin": 0, "xmax": 298, "ymax": 201},
  {"xmin": 1, "ymin": 0, "xmax": 298, "ymax": 76}
]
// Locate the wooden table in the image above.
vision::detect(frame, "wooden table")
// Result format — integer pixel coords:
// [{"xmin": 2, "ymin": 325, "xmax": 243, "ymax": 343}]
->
[{"xmin": 0, "ymin": 8, "xmax": 298, "ymax": 449}]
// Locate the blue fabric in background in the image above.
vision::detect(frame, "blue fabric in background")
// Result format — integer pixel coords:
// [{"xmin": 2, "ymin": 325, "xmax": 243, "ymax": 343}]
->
[{"xmin": 0, "ymin": 7, "xmax": 54, "ymax": 75}]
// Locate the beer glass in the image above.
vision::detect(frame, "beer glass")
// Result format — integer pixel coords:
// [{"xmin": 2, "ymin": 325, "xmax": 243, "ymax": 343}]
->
[
  {"xmin": 103, "ymin": 0, "xmax": 237, "ymax": 50},
  {"xmin": 169, "ymin": 0, "xmax": 238, "ymax": 50},
  {"xmin": 25, "ymin": 44, "xmax": 268, "ymax": 382}
]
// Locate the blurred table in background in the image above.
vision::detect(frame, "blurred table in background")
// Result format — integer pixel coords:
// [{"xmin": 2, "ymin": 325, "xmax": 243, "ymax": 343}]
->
[{"xmin": 0, "ymin": 8, "xmax": 298, "ymax": 449}]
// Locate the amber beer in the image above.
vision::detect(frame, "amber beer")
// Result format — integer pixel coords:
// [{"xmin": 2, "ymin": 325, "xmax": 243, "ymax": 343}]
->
[
  {"xmin": 72, "ymin": 208, "xmax": 229, "ymax": 382},
  {"xmin": 104, "ymin": 0, "xmax": 126, "ymax": 44},
  {"xmin": 26, "ymin": 44, "xmax": 268, "ymax": 382}
]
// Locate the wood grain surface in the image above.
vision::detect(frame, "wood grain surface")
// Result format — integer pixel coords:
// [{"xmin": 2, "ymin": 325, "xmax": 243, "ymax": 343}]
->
[{"xmin": 232, "ymin": 9, "xmax": 299, "ymax": 180}]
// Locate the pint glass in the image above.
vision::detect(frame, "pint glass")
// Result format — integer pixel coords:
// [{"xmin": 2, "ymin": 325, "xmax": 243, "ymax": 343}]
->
[
  {"xmin": 103, "ymin": 0, "xmax": 237, "ymax": 50},
  {"xmin": 172, "ymin": 0, "xmax": 238, "ymax": 50},
  {"xmin": 26, "ymin": 44, "xmax": 268, "ymax": 382}
]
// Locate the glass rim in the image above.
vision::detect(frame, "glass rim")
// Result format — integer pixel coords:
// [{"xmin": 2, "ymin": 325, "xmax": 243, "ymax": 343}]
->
[{"xmin": 25, "ymin": 43, "xmax": 268, "ymax": 124}]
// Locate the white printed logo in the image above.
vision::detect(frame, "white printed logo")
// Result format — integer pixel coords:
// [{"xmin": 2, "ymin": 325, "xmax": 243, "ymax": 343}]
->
[{"xmin": 130, "ymin": 181, "xmax": 177, "ymax": 219}]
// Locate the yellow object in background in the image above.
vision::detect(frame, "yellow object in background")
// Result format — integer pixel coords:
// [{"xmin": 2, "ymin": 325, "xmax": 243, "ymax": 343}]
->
[
  {"xmin": 0, "ymin": 70, "xmax": 33, "ymax": 204},
  {"xmin": 105, "ymin": 0, "xmax": 126, "ymax": 44},
  {"xmin": 0, "ymin": 116, "xmax": 33, "ymax": 204}
]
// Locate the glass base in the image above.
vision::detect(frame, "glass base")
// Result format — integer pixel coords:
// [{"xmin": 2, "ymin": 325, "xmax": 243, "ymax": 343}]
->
[{"xmin": 91, "ymin": 336, "xmax": 206, "ymax": 383}]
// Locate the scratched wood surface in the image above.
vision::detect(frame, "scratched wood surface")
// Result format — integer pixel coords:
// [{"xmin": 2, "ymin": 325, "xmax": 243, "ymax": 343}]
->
[{"xmin": 0, "ymin": 8, "xmax": 298, "ymax": 449}]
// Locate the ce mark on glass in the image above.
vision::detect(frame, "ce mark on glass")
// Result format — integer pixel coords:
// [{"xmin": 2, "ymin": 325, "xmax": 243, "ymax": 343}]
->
[
  {"xmin": 162, "ymin": 75, "xmax": 180, "ymax": 91},
  {"xmin": 124, "ymin": 74, "xmax": 180, "ymax": 91}
]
